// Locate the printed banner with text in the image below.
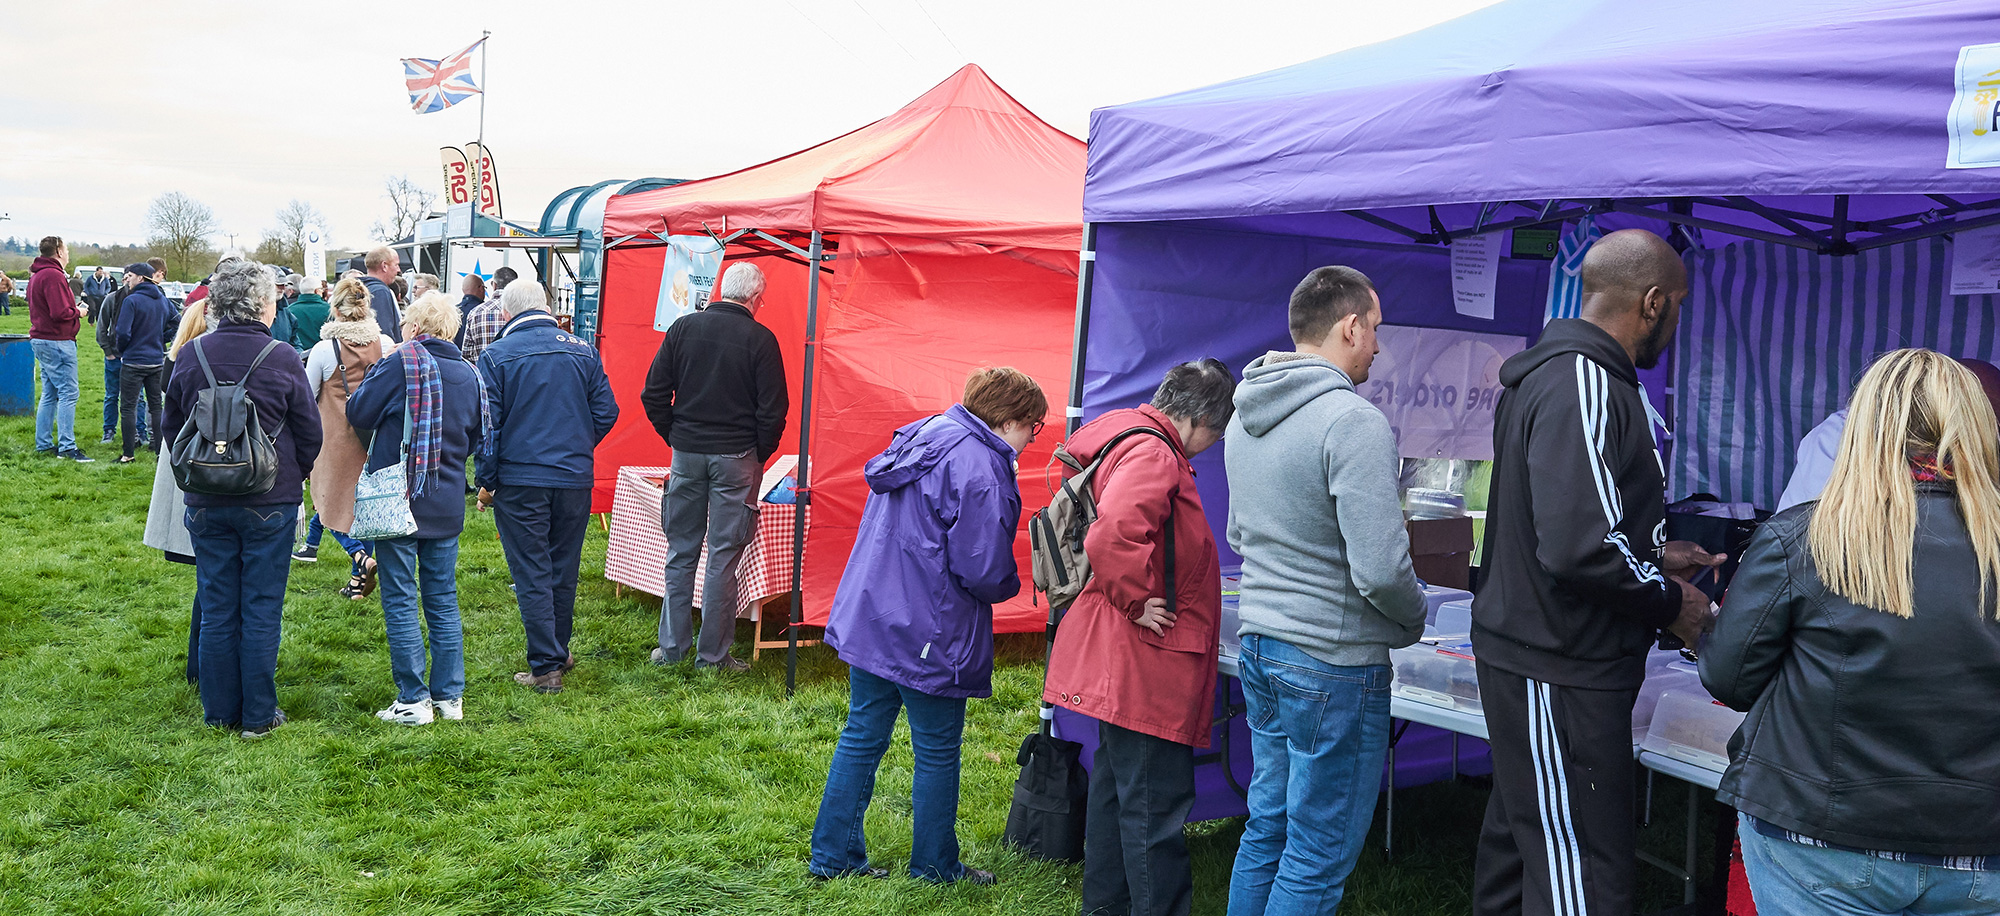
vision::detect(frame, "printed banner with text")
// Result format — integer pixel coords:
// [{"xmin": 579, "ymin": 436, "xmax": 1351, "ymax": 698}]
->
[
  {"xmin": 653, "ymin": 235, "xmax": 726, "ymax": 331},
  {"xmin": 1355, "ymin": 325, "xmax": 1526, "ymax": 460}
]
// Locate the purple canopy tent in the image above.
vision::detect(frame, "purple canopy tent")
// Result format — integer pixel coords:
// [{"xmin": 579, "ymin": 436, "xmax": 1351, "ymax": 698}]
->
[{"xmin": 1058, "ymin": 0, "xmax": 2000, "ymax": 823}]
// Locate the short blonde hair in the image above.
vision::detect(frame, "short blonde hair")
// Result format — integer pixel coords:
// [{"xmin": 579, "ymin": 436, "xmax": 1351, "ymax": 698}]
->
[{"xmin": 402, "ymin": 291, "xmax": 462, "ymax": 341}]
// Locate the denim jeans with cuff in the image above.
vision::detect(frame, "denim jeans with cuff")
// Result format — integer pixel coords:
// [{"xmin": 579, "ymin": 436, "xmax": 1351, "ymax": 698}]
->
[
  {"xmin": 810, "ymin": 666, "xmax": 971, "ymax": 882},
  {"xmin": 374, "ymin": 535, "xmax": 466, "ymax": 705},
  {"xmin": 1227, "ymin": 632, "xmax": 1393, "ymax": 916}
]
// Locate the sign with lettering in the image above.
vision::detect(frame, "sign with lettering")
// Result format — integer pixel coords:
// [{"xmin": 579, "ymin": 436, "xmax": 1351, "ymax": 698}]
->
[
  {"xmin": 1356, "ymin": 325, "xmax": 1526, "ymax": 460},
  {"xmin": 439, "ymin": 146, "xmax": 471, "ymax": 206},
  {"xmin": 1948, "ymin": 42, "xmax": 2000, "ymax": 169},
  {"xmin": 653, "ymin": 235, "xmax": 725, "ymax": 331}
]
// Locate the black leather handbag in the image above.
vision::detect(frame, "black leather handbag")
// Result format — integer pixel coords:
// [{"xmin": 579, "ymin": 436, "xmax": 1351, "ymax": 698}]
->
[{"xmin": 171, "ymin": 338, "xmax": 285, "ymax": 497}]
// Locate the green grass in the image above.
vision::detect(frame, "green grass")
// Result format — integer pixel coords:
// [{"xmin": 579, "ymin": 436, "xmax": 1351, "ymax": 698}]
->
[{"xmin": 0, "ymin": 312, "xmax": 1715, "ymax": 914}]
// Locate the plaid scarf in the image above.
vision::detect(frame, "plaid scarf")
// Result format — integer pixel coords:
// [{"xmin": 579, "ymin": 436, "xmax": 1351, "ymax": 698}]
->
[
  {"xmin": 1911, "ymin": 452, "xmax": 1954, "ymax": 483},
  {"xmin": 401, "ymin": 335, "xmax": 445, "ymax": 498}
]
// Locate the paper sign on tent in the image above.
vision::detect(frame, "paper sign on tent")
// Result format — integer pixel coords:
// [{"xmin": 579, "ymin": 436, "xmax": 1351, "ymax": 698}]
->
[{"xmin": 1450, "ymin": 232, "xmax": 1502, "ymax": 319}]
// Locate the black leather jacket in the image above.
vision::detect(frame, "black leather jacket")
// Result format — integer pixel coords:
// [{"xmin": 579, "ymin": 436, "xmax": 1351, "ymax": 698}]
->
[{"xmin": 1700, "ymin": 485, "xmax": 2000, "ymax": 856}]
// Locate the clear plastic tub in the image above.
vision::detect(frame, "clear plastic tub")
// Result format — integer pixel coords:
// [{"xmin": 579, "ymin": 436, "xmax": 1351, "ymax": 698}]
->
[
  {"xmin": 1219, "ymin": 569, "xmax": 1242, "ymax": 656},
  {"xmin": 1433, "ymin": 598, "xmax": 1473, "ymax": 638},
  {"xmin": 1422, "ymin": 584, "xmax": 1474, "ymax": 625},
  {"xmin": 1632, "ymin": 659, "xmax": 1702, "ymax": 743},
  {"xmin": 1391, "ymin": 640, "xmax": 1483, "ymax": 713},
  {"xmin": 1640, "ymin": 689, "xmax": 1745, "ymax": 771}
]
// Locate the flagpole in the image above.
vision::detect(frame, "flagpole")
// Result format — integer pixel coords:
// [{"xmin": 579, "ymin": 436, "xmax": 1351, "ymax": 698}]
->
[{"xmin": 474, "ymin": 31, "xmax": 489, "ymax": 221}]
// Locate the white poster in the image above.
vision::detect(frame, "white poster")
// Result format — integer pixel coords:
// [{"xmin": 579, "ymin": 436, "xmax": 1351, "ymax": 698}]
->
[
  {"xmin": 1950, "ymin": 223, "xmax": 2000, "ymax": 295},
  {"xmin": 1450, "ymin": 232, "xmax": 1502, "ymax": 319},
  {"xmin": 653, "ymin": 235, "xmax": 725, "ymax": 331},
  {"xmin": 1947, "ymin": 42, "xmax": 2000, "ymax": 169},
  {"xmin": 1356, "ymin": 325, "xmax": 1526, "ymax": 460},
  {"xmin": 303, "ymin": 228, "xmax": 326, "ymax": 283}
]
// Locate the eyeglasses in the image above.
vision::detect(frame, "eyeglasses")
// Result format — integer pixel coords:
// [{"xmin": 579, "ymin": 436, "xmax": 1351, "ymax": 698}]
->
[{"xmin": 1029, "ymin": 420, "xmax": 1047, "ymax": 440}]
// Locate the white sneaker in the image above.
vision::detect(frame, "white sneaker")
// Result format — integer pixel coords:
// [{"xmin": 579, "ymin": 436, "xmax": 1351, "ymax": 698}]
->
[
  {"xmin": 375, "ymin": 701, "xmax": 435, "ymax": 726},
  {"xmin": 432, "ymin": 697, "xmax": 463, "ymax": 721}
]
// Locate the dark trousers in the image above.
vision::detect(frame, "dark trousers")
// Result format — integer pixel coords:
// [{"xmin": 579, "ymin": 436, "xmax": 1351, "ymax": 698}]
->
[
  {"xmin": 1083, "ymin": 720, "xmax": 1196, "ymax": 916},
  {"xmin": 188, "ymin": 504, "xmax": 296, "ymax": 730},
  {"xmin": 493, "ymin": 485, "xmax": 592, "ymax": 676},
  {"xmin": 1473, "ymin": 661, "xmax": 1640, "ymax": 916},
  {"xmin": 119, "ymin": 362, "xmax": 164, "ymax": 457}
]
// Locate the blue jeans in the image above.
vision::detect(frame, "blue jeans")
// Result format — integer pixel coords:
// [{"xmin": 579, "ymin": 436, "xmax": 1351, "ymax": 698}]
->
[
  {"xmin": 492, "ymin": 486, "xmax": 592, "ymax": 676},
  {"xmin": 1227, "ymin": 633, "xmax": 1393, "ymax": 916},
  {"xmin": 303, "ymin": 513, "xmax": 367, "ymax": 557},
  {"xmin": 374, "ymin": 535, "xmax": 465, "ymax": 705},
  {"xmin": 1738, "ymin": 814, "xmax": 2000, "ymax": 915},
  {"xmin": 188, "ymin": 504, "xmax": 297, "ymax": 729},
  {"xmin": 31, "ymin": 339, "xmax": 78, "ymax": 452},
  {"xmin": 810, "ymin": 667, "xmax": 970, "ymax": 882}
]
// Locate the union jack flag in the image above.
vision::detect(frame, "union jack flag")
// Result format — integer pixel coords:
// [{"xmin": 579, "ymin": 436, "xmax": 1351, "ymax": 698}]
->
[{"xmin": 402, "ymin": 39, "xmax": 483, "ymax": 115}]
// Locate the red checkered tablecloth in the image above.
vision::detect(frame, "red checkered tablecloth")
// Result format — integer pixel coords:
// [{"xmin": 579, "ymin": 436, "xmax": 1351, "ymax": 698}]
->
[{"xmin": 603, "ymin": 463, "xmax": 804, "ymax": 618}]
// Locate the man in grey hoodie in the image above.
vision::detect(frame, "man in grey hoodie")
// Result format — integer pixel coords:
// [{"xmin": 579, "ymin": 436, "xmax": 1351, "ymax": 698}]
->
[{"xmin": 1222, "ymin": 265, "xmax": 1426, "ymax": 915}]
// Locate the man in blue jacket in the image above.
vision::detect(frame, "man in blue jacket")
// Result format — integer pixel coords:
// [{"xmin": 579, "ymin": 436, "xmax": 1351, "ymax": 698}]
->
[
  {"xmin": 113, "ymin": 263, "xmax": 171, "ymax": 462},
  {"xmin": 475, "ymin": 280, "xmax": 619, "ymax": 694}
]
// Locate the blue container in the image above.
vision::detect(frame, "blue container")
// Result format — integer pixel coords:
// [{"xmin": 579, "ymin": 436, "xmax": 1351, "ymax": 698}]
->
[{"xmin": 0, "ymin": 334, "xmax": 32, "ymax": 415}]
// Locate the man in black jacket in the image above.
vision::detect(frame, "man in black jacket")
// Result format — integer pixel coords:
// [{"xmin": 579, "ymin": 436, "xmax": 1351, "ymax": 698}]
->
[
  {"xmin": 641, "ymin": 261, "xmax": 789, "ymax": 671},
  {"xmin": 1471, "ymin": 229, "xmax": 1721, "ymax": 916}
]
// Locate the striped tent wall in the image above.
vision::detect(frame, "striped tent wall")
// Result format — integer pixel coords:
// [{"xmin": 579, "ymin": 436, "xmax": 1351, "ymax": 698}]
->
[{"xmin": 1672, "ymin": 236, "xmax": 2000, "ymax": 508}]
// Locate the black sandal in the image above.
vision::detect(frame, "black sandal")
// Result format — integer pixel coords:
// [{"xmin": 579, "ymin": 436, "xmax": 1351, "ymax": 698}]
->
[{"xmin": 341, "ymin": 552, "xmax": 378, "ymax": 600}]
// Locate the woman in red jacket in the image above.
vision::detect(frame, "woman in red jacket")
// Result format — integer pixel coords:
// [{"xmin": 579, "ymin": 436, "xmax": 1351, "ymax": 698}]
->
[{"xmin": 1044, "ymin": 359, "xmax": 1236, "ymax": 916}]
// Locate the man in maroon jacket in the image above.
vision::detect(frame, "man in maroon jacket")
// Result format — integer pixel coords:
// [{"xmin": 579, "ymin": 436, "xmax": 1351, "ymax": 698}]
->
[{"xmin": 28, "ymin": 235, "xmax": 90, "ymax": 461}]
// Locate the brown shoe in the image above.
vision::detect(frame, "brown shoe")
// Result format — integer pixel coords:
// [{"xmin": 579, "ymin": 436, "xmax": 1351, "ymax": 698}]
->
[
  {"xmin": 512, "ymin": 670, "xmax": 563, "ymax": 694},
  {"xmin": 559, "ymin": 653, "xmax": 578, "ymax": 674}
]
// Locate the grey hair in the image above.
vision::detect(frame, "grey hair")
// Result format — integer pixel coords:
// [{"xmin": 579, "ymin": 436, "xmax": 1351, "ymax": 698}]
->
[
  {"xmin": 206, "ymin": 259, "xmax": 278, "ymax": 327},
  {"xmin": 1150, "ymin": 358, "xmax": 1238, "ymax": 430},
  {"xmin": 501, "ymin": 278, "xmax": 546, "ymax": 314},
  {"xmin": 716, "ymin": 262, "xmax": 766, "ymax": 304}
]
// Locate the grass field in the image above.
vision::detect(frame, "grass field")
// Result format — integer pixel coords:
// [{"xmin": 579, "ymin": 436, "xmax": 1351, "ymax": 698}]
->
[{"xmin": 0, "ymin": 313, "xmax": 1714, "ymax": 914}]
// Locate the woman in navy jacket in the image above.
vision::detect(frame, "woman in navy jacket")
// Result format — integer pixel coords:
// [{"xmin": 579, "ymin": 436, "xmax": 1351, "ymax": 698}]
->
[
  {"xmin": 162, "ymin": 260, "xmax": 322, "ymax": 738},
  {"xmin": 345, "ymin": 292, "xmax": 486, "ymax": 726},
  {"xmin": 808, "ymin": 368, "xmax": 1047, "ymax": 886}
]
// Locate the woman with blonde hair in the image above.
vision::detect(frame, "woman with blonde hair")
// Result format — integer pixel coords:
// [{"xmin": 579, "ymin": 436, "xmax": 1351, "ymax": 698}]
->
[
  {"xmin": 1702, "ymin": 348, "xmax": 2000, "ymax": 915},
  {"xmin": 345, "ymin": 291, "xmax": 486, "ymax": 725},
  {"xmin": 295, "ymin": 277, "xmax": 395, "ymax": 599}
]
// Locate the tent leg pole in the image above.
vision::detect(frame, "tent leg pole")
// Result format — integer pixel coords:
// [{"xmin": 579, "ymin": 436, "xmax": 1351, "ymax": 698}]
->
[
  {"xmin": 787, "ymin": 229, "xmax": 824, "ymax": 698},
  {"xmin": 1035, "ymin": 223, "xmax": 1099, "ymax": 736}
]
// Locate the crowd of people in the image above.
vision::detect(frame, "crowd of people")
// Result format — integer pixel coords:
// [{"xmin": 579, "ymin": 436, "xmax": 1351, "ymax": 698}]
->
[{"xmin": 18, "ymin": 220, "xmax": 2000, "ymax": 912}]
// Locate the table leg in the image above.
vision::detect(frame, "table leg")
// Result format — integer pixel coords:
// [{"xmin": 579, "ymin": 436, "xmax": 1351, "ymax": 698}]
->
[
  {"xmin": 1682, "ymin": 782, "xmax": 1699, "ymax": 906},
  {"xmin": 1385, "ymin": 741, "xmax": 1396, "ymax": 860}
]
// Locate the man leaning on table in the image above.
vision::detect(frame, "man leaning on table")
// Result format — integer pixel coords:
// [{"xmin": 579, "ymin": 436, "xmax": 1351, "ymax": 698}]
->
[
  {"xmin": 1222, "ymin": 265, "xmax": 1427, "ymax": 915},
  {"xmin": 1470, "ymin": 229, "xmax": 1723, "ymax": 916},
  {"xmin": 640, "ymin": 261, "xmax": 789, "ymax": 672}
]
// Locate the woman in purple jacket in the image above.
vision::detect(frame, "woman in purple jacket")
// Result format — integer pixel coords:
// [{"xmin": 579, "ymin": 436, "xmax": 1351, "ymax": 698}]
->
[{"xmin": 808, "ymin": 367, "xmax": 1048, "ymax": 886}]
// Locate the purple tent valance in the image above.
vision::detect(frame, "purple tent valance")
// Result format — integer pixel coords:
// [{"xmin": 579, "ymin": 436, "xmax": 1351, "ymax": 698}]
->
[{"xmin": 1085, "ymin": 0, "xmax": 2000, "ymax": 252}]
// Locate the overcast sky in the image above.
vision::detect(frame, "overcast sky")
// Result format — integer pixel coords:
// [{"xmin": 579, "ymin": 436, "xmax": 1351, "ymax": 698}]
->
[{"xmin": 1, "ymin": 0, "xmax": 1499, "ymax": 252}]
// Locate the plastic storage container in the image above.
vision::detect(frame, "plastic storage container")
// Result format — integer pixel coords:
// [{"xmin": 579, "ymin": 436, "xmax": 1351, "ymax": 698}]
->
[
  {"xmin": 1422, "ymin": 584, "xmax": 1474, "ymax": 625},
  {"xmin": 1218, "ymin": 568, "xmax": 1242, "ymax": 656},
  {"xmin": 1432, "ymin": 599, "xmax": 1474, "ymax": 638},
  {"xmin": 1391, "ymin": 640, "xmax": 1483, "ymax": 713},
  {"xmin": 1632, "ymin": 659, "xmax": 1702, "ymax": 742},
  {"xmin": 1640, "ymin": 689, "xmax": 1746, "ymax": 771}
]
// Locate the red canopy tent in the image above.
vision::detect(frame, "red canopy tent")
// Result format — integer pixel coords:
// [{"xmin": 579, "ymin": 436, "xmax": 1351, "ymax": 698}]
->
[{"xmin": 596, "ymin": 65, "xmax": 1084, "ymax": 684}]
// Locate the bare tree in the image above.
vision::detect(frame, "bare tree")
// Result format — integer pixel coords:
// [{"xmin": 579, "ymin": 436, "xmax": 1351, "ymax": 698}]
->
[
  {"xmin": 370, "ymin": 175, "xmax": 436, "ymax": 243},
  {"xmin": 253, "ymin": 200, "xmax": 326, "ymax": 272},
  {"xmin": 146, "ymin": 192, "xmax": 218, "ymax": 280}
]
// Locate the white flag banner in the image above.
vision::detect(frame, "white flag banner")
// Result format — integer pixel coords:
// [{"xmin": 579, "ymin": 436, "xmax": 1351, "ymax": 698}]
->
[
  {"xmin": 653, "ymin": 236, "xmax": 725, "ymax": 331},
  {"xmin": 1356, "ymin": 325, "xmax": 1526, "ymax": 460},
  {"xmin": 303, "ymin": 228, "xmax": 326, "ymax": 283}
]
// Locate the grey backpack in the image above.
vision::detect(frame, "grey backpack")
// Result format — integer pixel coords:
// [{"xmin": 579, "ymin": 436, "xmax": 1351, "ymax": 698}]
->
[{"xmin": 1028, "ymin": 427, "xmax": 1175, "ymax": 610}]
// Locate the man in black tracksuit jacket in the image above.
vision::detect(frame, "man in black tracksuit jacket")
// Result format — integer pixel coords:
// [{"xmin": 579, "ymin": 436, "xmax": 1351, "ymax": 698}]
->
[
  {"xmin": 1471, "ymin": 230, "xmax": 1718, "ymax": 916},
  {"xmin": 641, "ymin": 261, "xmax": 789, "ymax": 671}
]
